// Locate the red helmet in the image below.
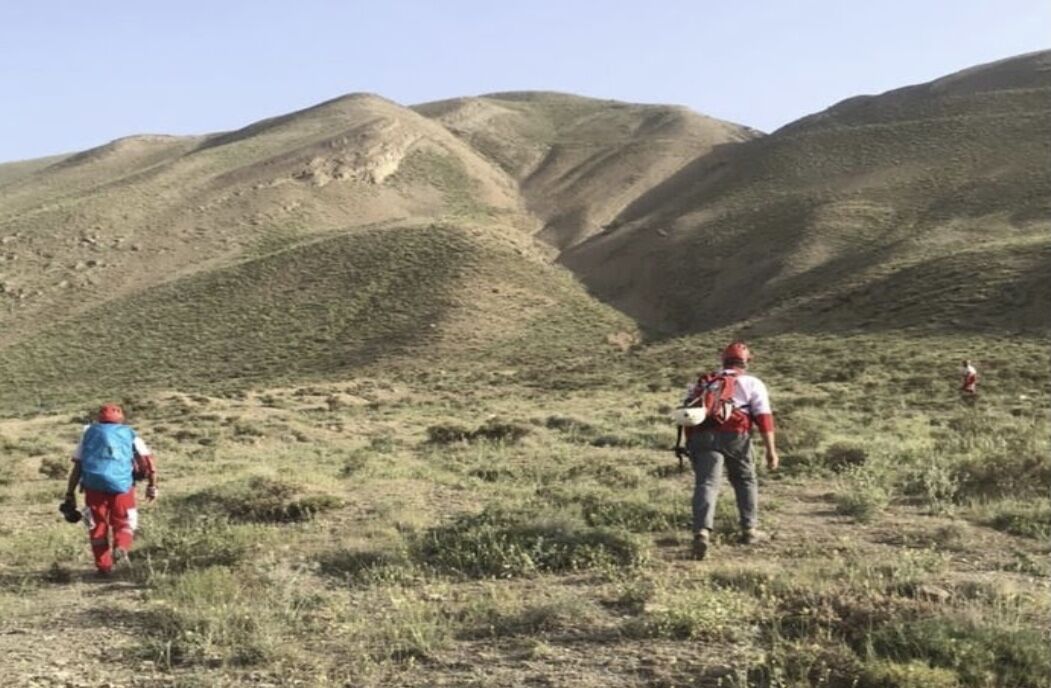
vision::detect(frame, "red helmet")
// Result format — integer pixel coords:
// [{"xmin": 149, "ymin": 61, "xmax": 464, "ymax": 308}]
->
[
  {"xmin": 97, "ymin": 404, "xmax": 125, "ymax": 424},
  {"xmin": 722, "ymin": 341, "xmax": 752, "ymax": 364}
]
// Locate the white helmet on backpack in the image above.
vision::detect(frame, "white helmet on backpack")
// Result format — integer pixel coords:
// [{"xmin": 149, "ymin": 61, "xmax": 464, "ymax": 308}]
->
[{"xmin": 670, "ymin": 406, "xmax": 707, "ymax": 427}]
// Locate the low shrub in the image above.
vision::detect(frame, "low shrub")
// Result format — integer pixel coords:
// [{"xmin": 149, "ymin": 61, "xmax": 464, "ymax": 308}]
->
[
  {"xmin": 144, "ymin": 567, "xmax": 275, "ymax": 667},
  {"xmin": 544, "ymin": 415, "xmax": 595, "ymax": 435},
  {"xmin": 822, "ymin": 443, "xmax": 869, "ymax": 472},
  {"xmin": 464, "ymin": 594, "xmax": 602, "ymax": 638},
  {"xmin": 38, "ymin": 457, "xmax": 69, "ymax": 480},
  {"xmin": 953, "ymin": 453, "xmax": 1050, "ymax": 501},
  {"xmin": 858, "ymin": 659, "xmax": 961, "ymax": 688},
  {"xmin": 425, "ymin": 421, "xmax": 530, "ymax": 446},
  {"xmin": 176, "ymin": 477, "xmax": 342, "ymax": 524},
  {"xmin": 623, "ymin": 585, "xmax": 759, "ymax": 642},
  {"xmin": 868, "ymin": 617, "xmax": 1050, "ymax": 688},
  {"xmin": 426, "ymin": 423, "xmax": 473, "ymax": 445},
  {"xmin": 976, "ymin": 500, "xmax": 1050, "ymax": 540},
  {"xmin": 579, "ymin": 493, "xmax": 688, "ymax": 532},
  {"xmin": 0, "ymin": 458, "xmax": 17, "ymax": 487},
  {"xmin": 472, "ymin": 421, "xmax": 530, "ymax": 444},
  {"xmin": 135, "ymin": 517, "xmax": 256, "ymax": 576},
  {"xmin": 835, "ymin": 470, "xmax": 890, "ymax": 523},
  {"xmin": 413, "ymin": 507, "xmax": 647, "ymax": 578},
  {"xmin": 340, "ymin": 450, "xmax": 370, "ymax": 477},
  {"xmin": 316, "ymin": 548, "xmax": 415, "ymax": 585}
]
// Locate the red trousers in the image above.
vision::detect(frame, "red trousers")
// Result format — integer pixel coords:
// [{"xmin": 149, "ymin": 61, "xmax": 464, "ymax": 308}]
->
[{"xmin": 84, "ymin": 487, "xmax": 137, "ymax": 572}]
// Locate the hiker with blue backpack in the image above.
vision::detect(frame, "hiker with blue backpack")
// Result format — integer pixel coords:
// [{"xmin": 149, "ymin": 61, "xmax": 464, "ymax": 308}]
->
[
  {"xmin": 62, "ymin": 404, "xmax": 157, "ymax": 574},
  {"xmin": 672, "ymin": 342, "xmax": 779, "ymax": 560}
]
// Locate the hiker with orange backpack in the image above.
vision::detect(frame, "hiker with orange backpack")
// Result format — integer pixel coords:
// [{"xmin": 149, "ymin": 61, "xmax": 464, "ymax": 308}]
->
[
  {"xmin": 672, "ymin": 342, "xmax": 779, "ymax": 560},
  {"xmin": 62, "ymin": 404, "xmax": 157, "ymax": 575}
]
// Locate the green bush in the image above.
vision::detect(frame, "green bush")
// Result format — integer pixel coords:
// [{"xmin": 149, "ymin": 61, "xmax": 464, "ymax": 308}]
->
[
  {"xmin": 835, "ymin": 469, "xmax": 890, "ymax": 523},
  {"xmin": 858, "ymin": 660, "xmax": 961, "ymax": 688},
  {"xmin": 0, "ymin": 457, "xmax": 17, "ymax": 487},
  {"xmin": 425, "ymin": 420, "xmax": 529, "ymax": 446},
  {"xmin": 38, "ymin": 456, "xmax": 69, "ymax": 480},
  {"xmin": 144, "ymin": 567, "xmax": 274, "ymax": 667},
  {"xmin": 544, "ymin": 415, "xmax": 595, "ymax": 435},
  {"xmin": 413, "ymin": 507, "xmax": 647, "ymax": 578},
  {"xmin": 978, "ymin": 500, "xmax": 1050, "ymax": 540},
  {"xmin": 623, "ymin": 585, "xmax": 759, "ymax": 642},
  {"xmin": 869, "ymin": 617, "xmax": 1050, "ymax": 688},
  {"xmin": 426, "ymin": 423, "xmax": 473, "ymax": 445},
  {"xmin": 340, "ymin": 449, "xmax": 370, "ymax": 477},
  {"xmin": 823, "ymin": 443, "xmax": 869, "ymax": 472},
  {"xmin": 464, "ymin": 595, "xmax": 602, "ymax": 638},
  {"xmin": 316, "ymin": 548, "xmax": 414, "ymax": 585},
  {"xmin": 176, "ymin": 477, "xmax": 342, "ymax": 524},
  {"xmin": 135, "ymin": 517, "xmax": 256, "ymax": 576},
  {"xmin": 579, "ymin": 493, "xmax": 688, "ymax": 532}
]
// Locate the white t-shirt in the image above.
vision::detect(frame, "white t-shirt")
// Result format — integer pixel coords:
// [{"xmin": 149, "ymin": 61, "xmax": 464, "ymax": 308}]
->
[{"xmin": 684, "ymin": 370, "xmax": 773, "ymax": 417}]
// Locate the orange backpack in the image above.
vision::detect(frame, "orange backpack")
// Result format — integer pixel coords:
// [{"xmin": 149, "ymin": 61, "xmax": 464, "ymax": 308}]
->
[{"xmin": 687, "ymin": 371, "xmax": 743, "ymax": 426}]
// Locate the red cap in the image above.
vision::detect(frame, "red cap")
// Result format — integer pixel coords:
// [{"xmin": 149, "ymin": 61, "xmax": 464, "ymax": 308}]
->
[
  {"xmin": 722, "ymin": 341, "xmax": 752, "ymax": 364},
  {"xmin": 97, "ymin": 404, "xmax": 125, "ymax": 424}
]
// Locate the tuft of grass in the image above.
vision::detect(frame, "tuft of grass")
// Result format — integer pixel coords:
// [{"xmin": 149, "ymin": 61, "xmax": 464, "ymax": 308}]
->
[
  {"xmin": 38, "ymin": 456, "xmax": 69, "ymax": 480},
  {"xmin": 858, "ymin": 659, "xmax": 962, "ymax": 688},
  {"xmin": 143, "ymin": 566, "xmax": 314, "ymax": 668},
  {"xmin": 972, "ymin": 500, "xmax": 1050, "ymax": 540},
  {"xmin": 316, "ymin": 548, "xmax": 416, "ymax": 586},
  {"xmin": 426, "ymin": 420, "xmax": 530, "ymax": 446},
  {"xmin": 175, "ymin": 477, "xmax": 342, "ymax": 524},
  {"xmin": 413, "ymin": 507, "xmax": 647, "ymax": 578},
  {"xmin": 463, "ymin": 591, "xmax": 603, "ymax": 639},
  {"xmin": 579, "ymin": 492, "xmax": 688, "ymax": 532},
  {"xmin": 822, "ymin": 442, "xmax": 869, "ymax": 472},
  {"xmin": 135, "ymin": 516, "xmax": 261, "ymax": 576},
  {"xmin": 834, "ymin": 469, "xmax": 890, "ymax": 523},
  {"xmin": 623, "ymin": 584, "xmax": 760, "ymax": 642},
  {"xmin": 868, "ymin": 617, "xmax": 1050, "ymax": 688}
]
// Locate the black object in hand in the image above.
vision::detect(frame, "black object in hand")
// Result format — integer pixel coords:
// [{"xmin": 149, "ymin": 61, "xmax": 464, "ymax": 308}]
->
[{"xmin": 59, "ymin": 499, "xmax": 82, "ymax": 524}]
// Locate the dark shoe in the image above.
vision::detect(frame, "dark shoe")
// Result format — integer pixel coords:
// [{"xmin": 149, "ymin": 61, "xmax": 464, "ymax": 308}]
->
[
  {"xmin": 691, "ymin": 530, "xmax": 711, "ymax": 560},
  {"xmin": 740, "ymin": 528, "xmax": 769, "ymax": 545}
]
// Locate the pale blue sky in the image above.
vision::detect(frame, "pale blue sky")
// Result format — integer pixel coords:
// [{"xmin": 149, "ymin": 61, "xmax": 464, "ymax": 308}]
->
[{"xmin": 1, "ymin": 1, "xmax": 1047, "ymax": 162}]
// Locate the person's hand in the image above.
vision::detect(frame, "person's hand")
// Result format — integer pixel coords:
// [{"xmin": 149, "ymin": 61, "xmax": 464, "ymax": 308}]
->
[
  {"xmin": 146, "ymin": 484, "xmax": 158, "ymax": 502},
  {"xmin": 765, "ymin": 448, "xmax": 780, "ymax": 471}
]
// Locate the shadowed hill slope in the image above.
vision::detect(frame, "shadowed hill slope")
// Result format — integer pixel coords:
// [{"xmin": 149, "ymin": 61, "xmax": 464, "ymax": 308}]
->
[
  {"xmin": 0, "ymin": 222, "xmax": 633, "ymax": 409},
  {"xmin": 415, "ymin": 91, "xmax": 758, "ymax": 250},
  {"xmin": 561, "ymin": 51, "xmax": 1051, "ymax": 336}
]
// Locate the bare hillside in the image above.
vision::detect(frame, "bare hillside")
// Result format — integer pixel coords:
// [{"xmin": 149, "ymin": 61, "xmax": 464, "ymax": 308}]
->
[
  {"xmin": 415, "ymin": 92, "xmax": 758, "ymax": 250},
  {"xmin": 0, "ymin": 94, "xmax": 526, "ymax": 346},
  {"xmin": 561, "ymin": 51, "xmax": 1051, "ymax": 335}
]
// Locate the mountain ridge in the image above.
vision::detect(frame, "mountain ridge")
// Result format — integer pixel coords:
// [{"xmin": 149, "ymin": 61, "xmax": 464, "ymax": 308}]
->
[{"xmin": 0, "ymin": 52, "xmax": 1047, "ymax": 410}]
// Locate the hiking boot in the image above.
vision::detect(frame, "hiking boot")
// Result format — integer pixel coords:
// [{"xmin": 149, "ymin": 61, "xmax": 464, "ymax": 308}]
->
[
  {"xmin": 740, "ymin": 528, "xmax": 769, "ymax": 545},
  {"xmin": 691, "ymin": 530, "xmax": 711, "ymax": 560}
]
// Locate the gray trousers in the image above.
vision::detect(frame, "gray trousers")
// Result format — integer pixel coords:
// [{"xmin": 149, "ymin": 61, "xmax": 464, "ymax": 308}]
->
[{"xmin": 688, "ymin": 431, "xmax": 758, "ymax": 532}]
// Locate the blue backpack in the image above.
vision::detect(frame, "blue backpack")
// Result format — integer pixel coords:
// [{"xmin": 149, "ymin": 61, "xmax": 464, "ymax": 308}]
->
[{"xmin": 79, "ymin": 423, "xmax": 136, "ymax": 494}]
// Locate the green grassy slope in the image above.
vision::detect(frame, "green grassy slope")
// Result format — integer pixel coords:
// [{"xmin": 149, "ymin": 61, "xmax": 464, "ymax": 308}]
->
[
  {"xmin": 0, "ymin": 222, "xmax": 632, "ymax": 411},
  {"xmin": 415, "ymin": 92, "xmax": 757, "ymax": 250},
  {"xmin": 561, "ymin": 51, "xmax": 1051, "ymax": 336}
]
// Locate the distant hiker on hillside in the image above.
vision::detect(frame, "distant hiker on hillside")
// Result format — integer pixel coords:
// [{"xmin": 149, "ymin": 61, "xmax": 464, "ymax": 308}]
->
[
  {"xmin": 960, "ymin": 359, "xmax": 978, "ymax": 397},
  {"xmin": 62, "ymin": 404, "xmax": 157, "ymax": 575},
  {"xmin": 672, "ymin": 342, "xmax": 779, "ymax": 560}
]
